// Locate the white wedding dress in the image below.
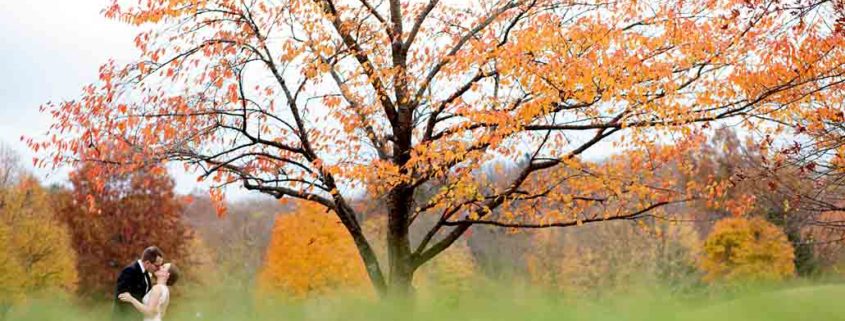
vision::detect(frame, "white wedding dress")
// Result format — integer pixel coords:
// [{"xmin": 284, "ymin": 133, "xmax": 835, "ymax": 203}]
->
[{"xmin": 141, "ymin": 285, "xmax": 170, "ymax": 321}]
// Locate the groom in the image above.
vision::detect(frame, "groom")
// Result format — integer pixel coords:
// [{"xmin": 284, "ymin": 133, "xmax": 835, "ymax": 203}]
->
[{"xmin": 112, "ymin": 246, "xmax": 164, "ymax": 321}]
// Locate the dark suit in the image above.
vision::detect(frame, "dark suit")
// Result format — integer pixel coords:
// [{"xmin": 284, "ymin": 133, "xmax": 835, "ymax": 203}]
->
[{"xmin": 112, "ymin": 261, "xmax": 151, "ymax": 321}]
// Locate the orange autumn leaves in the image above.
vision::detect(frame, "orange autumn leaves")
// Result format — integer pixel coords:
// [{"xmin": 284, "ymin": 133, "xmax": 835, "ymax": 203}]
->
[{"xmin": 258, "ymin": 202, "xmax": 371, "ymax": 299}]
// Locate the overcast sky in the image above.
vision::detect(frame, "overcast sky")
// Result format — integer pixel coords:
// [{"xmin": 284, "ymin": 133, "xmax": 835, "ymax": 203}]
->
[{"xmin": 0, "ymin": 1, "xmax": 258, "ymax": 199}]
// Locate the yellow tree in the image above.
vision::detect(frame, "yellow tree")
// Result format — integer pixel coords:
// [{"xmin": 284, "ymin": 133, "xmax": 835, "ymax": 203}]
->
[
  {"xmin": 700, "ymin": 216, "xmax": 795, "ymax": 283},
  {"xmin": 0, "ymin": 178, "xmax": 78, "ymax": 296},
  {"xmin": 0, "ymin": 224, "xmax": 25, "ymax": 311},
  {"xmin": 32, "ymin": 0, "xmax": 845, "ymax": 296},
  {"xmin": 258, "ymin": 202, "xmax": 370, "ymax": 298}
]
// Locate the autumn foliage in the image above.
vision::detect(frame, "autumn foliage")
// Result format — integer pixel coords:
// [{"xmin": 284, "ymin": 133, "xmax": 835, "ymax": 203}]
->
[
  {"xmin": 258, "ymin": 202, "xmax": 370, "ymax": 299},
  {"xmin": 0, "ymin": 178, "xmax": 78, "ymax": 304},
  {"xmin": 700, "ymin": 217, "xmax": 795, "ymax": 283},
  {"xmin": 32, "ymin": 0, "xmax": 845, "ymax": 294},
  {"xmin": 182, "ymin": 194, "xmax": 284, "ymax": 284},
  {"xmin": 525, "ymin": 220, "xmax": 700, "ymax": 294},
  {"xmin": 55, "ymin": 164, "xmax": 189, "ymax": 296}
]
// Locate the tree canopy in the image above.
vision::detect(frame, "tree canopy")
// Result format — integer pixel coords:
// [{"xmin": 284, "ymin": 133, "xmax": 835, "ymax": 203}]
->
[
  {"xmin": 55, "ymin": 164, "xmax": 189, "ymax": 296},
  {"xmin": 32, "ymin": 0, "xmax": 845, "ymax": 295}
]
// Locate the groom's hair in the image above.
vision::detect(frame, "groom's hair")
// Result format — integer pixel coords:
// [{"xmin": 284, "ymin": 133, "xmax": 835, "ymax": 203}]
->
[{"xmin": 141, "ymin": 246, "xmax": 164, "ymax": 263}]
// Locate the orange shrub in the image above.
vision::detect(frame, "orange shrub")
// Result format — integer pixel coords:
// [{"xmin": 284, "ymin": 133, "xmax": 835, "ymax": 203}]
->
[
  {"xmin": 257, "ymin": 202, "xmax": 370, "ymax": 299},
  {"xmin": 700, "ymin": 216, "xmax": 795, "ymax": 282}
]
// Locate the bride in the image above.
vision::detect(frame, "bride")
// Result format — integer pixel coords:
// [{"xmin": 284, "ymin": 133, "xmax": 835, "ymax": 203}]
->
[{"xmin": 118, "ymin": 263, "xmax": 179, "ymax": 321}]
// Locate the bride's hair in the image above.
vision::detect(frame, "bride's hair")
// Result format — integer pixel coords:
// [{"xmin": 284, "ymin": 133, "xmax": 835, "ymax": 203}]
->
[{"xmin": 166, "ymin": 264, "xmax": 180, "ymax": 286}]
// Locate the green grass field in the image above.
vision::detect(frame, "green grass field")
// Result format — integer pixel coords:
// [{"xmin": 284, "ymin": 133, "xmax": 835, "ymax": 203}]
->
[
  {"xmin": 6, "ymin": 282, "xmax": 845, "ymax": 321},
  {"xmin": 683, "ymin": 284, "xmax": 845, "ymax": 321}
]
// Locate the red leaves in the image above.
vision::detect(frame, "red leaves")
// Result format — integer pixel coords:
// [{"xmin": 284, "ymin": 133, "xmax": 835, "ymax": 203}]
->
[
  {"xmin": 57, "ymin": 164, "xmax": 189, "ymax": 295},
  {"xmin": 804, "ymin": 161, "xmax": 817, "ymax": 172},
  {"xmin": 767, "ymin": 180, "xmax": 778, "ymax": 192},
  {"xmin": 227, "ymin": 83, "xmax": 239, "ymax": 104},
  {"xmin": 181, "ymin": 194, "xmax": 195, "ymax": 205},
  {"xmin": 209, "ymin": 188, "xmax": 227, "ymax": 218},
  {"xmin": 163, "ymin": 124, "xmax": 176, "ymax": 140}
]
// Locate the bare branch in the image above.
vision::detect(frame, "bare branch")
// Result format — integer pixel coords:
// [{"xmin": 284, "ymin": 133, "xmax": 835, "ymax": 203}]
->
[{"xmin": 404, "ymin": 0, "xmax": 439, "ymax": 51}]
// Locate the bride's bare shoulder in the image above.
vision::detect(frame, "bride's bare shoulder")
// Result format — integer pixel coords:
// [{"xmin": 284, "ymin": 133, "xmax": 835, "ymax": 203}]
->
[{"xmin": 151, "ymin": 284, "xmax": 168, "ymax": 293}]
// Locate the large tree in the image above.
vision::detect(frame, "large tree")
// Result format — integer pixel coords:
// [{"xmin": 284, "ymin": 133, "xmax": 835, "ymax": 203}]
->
[
  {"xmin": 0, "ymin": 147, "xmax": 78, "ymax": 311},
  {"xmin": 33, "ymin": 0, "xmax": 845, "ymax": 296}
]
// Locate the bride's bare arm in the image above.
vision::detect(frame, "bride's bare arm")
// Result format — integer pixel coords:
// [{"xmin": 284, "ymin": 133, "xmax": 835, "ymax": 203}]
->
[{"xmin": 118, "ymin": 286, "xmax": 161, "ymax": 317}]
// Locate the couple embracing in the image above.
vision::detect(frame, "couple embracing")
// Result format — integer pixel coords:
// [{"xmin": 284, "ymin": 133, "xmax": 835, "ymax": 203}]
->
[{"xmin": 112, "ymin": 246, "xmax": 180, "ymax": 321}]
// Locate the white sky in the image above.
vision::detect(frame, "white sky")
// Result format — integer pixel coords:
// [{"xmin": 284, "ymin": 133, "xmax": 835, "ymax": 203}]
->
[{"xmin": 0, "ymin": 1, "xmax": 258, "ymax": 199}]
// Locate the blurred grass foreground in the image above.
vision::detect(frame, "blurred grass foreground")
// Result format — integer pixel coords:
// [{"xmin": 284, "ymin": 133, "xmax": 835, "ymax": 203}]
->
[{"xmin": 6, "ymin": 281, "xmax": 845, "ymax": 321}]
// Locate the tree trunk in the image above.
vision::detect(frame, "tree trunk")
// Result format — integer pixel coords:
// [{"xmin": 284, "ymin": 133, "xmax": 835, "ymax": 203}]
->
[
  {"xmin": 351, "ymin": 228, "xmax": 389, "ymax": 295},
  {"xmin": 382, "ymin": 87, "xmax": 417, "ymax": 296},
  {"xmin": 386, "ymin": 185, "xmax": 416, "ymax": 297},
  {"xmin": 333, "ymin": 198, "xmax": 388, "ymax": 296}
]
